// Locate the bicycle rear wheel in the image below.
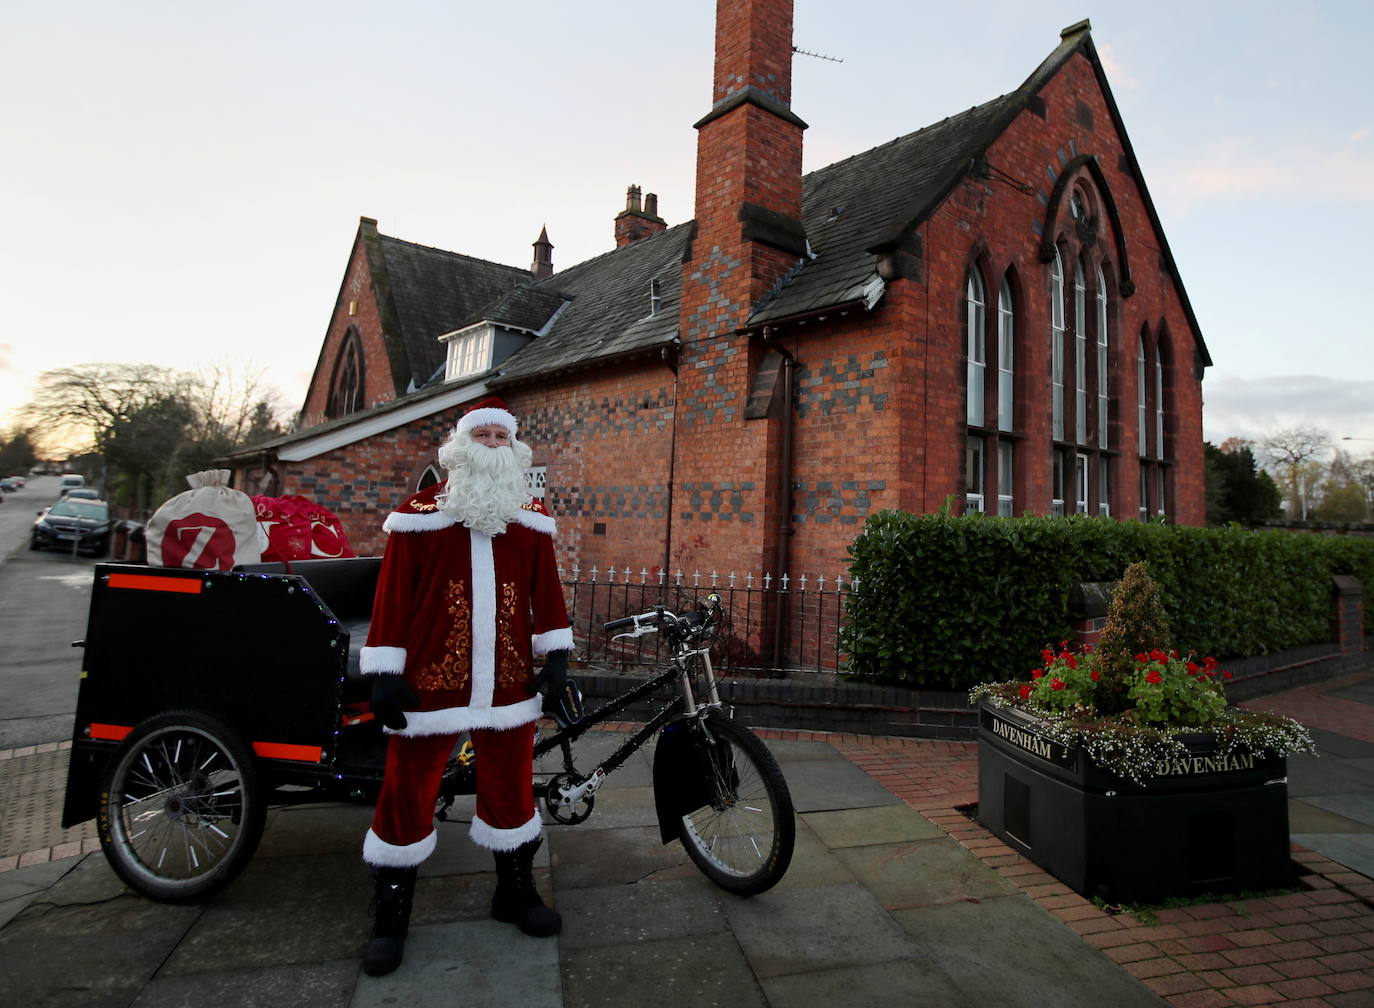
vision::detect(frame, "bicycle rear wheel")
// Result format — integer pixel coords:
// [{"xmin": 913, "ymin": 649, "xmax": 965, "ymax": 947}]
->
[{"xmin": 678, "ymin": 713, "xmax": 794, "ymax": 895}]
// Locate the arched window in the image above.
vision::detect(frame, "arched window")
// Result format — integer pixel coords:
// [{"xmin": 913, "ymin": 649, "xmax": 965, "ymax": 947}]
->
[
  {"xmin": 1095, "ymin": 264, "xmax": 1109, "ymax": 449},
  {"xmin": 327, "ymin": 330, "xmax": 365, "ymax": 419},
  {"xmin": 417, "ymin": 464, "xmax": 442, "ymax": 491},
  {"xmin": 997, "ymin": 279, "xmax": 1015, "ymax": 433},
  {"xmin": 1074, "ymin": 256, "xmax": 1088, "ymax": 445},
  {"xmin": 1137, "ymin": 332, "xmax": 1148, "ymax": 457},
  {"xmin": 1050, "ymin": 248, "xmax": 1065, "ymax": 442},
  {"xmin": 966, "ymin": 270, "xmax": 986, "ymax": 427}
]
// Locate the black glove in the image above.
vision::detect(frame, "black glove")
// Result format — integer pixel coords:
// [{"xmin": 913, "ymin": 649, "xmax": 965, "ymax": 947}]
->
[
  {"xmin": 532, "ymin": 650, "xmax": 569, "ymax": 697},
  {"xmin": 371, "ymin": 675, "xmax": 418, "ymax": 731}
]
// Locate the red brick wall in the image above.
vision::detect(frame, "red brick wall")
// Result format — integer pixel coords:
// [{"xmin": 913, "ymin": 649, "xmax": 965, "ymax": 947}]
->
[{"xmin": 300, "ymin": 231, "xmax": 398, "ymax": 428}]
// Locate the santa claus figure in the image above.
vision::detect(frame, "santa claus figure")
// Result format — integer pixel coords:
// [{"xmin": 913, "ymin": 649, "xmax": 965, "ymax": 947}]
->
[{"xmin": 359, "ymin": 396, "xmax": 572, "ymax": 976}]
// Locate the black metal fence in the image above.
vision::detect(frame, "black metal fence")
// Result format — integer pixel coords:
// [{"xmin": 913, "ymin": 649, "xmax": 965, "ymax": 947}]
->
[{"xmin": 561, "ymin": 565, "xmax": 854, "ymax": 677}]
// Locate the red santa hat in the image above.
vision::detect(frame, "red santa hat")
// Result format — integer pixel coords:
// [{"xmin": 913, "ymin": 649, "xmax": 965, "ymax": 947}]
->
[{"xmin": 455, "ymin": 396, "xmax": 519, "ymax": 438}]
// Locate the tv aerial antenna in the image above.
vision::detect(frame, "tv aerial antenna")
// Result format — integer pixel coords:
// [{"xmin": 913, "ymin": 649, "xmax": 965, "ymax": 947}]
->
[{"xmin": 792, "ymin": 45, "xmax": 843, "ymax": 63}]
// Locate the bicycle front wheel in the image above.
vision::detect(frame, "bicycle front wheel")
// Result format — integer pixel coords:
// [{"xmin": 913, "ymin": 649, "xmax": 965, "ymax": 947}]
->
[{"xmin": 678, "ymin": 713, "xmax": 794, "ymax": 895}]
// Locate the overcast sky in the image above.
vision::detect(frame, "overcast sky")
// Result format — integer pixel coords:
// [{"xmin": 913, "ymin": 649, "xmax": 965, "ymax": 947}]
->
[{"xmin": 4, "ymin": 0, "xmax": 1372, "ymax": 456}]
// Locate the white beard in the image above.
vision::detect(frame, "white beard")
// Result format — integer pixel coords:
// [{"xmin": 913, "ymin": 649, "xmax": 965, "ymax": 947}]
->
[{"xmin": 435, "ymin": 433, "xmax": 532, "ymax": 536}]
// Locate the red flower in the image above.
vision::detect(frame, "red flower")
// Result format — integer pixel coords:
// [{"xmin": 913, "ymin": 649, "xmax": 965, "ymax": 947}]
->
[
  {"xmin": 1051, "ymin": 678, "xmax": 1066, "ymax": 691},
  {"xmin": 1134, "ymin": 653, "xmax": 1148, "ymax": 664},
  {"xmin": 1150, "ymin": 649, "xmax": 1167, "ymax": 663},
  {"xmin": 1186, "ymin": 661, "xmax": 1200, "ymax": 675},
  {"xmin": 1019, "ymin": 684, "xmax": 1033, "ymax": 699},
  {"xmin": 1066, "ymin": 655, "xmax": 1079, "ymax": 670},
  {"xmin": 1145, "ymin": 669, "xmax": 1163, "ymax": 685},
  {"xmin": 1223, "ymin": 671, "xmax": 1233, "ymax": 680},
  {"xmin": 1090, "ymin": 669, "xmax": 1100, "ymax": 681},
  {"xmin": 1032, "ymin": 668, "xmax": 1044, "ymax": 680}
]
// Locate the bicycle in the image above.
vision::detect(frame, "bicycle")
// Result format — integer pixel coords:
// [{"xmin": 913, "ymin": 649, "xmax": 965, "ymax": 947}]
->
[{"xmin": 437, "ymin": 593, "xmax": 796, "ymax": 895}]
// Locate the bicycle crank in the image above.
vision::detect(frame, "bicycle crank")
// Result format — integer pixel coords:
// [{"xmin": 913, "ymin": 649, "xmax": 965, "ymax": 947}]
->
[{"xmin": 543, "ymin": 771, "xmax": 596, "ymax": 824}]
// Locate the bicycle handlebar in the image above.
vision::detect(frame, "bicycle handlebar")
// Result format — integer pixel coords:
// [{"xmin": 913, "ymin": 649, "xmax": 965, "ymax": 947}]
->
[{"xmin": 603, "ymin": 595, "xmax": 721, "ymax": 639}]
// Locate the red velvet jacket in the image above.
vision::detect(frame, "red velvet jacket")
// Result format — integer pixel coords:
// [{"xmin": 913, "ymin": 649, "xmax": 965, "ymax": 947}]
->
[{"xmin": 360, "ymin": 484, "xmax": 573, "ymax": 736}]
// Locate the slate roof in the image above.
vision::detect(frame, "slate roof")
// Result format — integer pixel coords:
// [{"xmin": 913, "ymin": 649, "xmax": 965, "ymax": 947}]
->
[
  {"xmin": 366, "ymin": 231, "xmax": 530, "ymax": 393},
  {"xmin": 492, "ymin": 223, "xmax": 692, "ymax": 386},
  {"xmin": 749, "ymin": 30, "xmax": 1078, "ymax": 326}
]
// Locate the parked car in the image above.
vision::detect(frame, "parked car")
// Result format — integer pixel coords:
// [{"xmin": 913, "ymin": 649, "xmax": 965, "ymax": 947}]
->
[
  {"xmin": 62, "ymin": 487, "xmax": 102, "ymax": 500},
  {"xmin": 31, "ymin": 499, "xmax": 113, "ymax": 556},
  {"xmin": 1, "ymin": 477, "xmax": 22, "ymax": 491}
]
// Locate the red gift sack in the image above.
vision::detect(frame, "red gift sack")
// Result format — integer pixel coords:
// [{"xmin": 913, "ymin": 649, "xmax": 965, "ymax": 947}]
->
[{"xmin": 253, "ymin": 494, "xmax": 356, "ymax": 563}]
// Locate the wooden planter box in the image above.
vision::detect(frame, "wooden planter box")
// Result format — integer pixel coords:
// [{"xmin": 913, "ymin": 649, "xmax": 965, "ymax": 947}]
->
[{"xmin": 977, "ymin": 700, "xmax": 1293, "ymax": 904}]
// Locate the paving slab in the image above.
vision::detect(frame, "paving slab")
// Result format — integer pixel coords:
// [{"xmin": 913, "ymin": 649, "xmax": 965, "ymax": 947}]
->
[
  {"xmin": 758, "ymin": 957, "xmax": 971, "ymax": 1008},
  {"xmin": 548, "ymin": 824, "xmax": 698, "ymax": 890},
  {"xmin": 1303, "ymin": 793, "xmax": 1374, "ymax": 829},
  {"xmin": 159, "ymin": 853, "xmax": 367, "ymax": 977},
  {"xmin": 776, "ymin": 755, "xmax": 902, "ymax": 813},
  {"xmin": 833, "ymin": 836, "xmax": 1018, "ymax": 911},
  {"xmin": 130, "ymin": 960, "xmax": 359, "ymax": 1008},
  {"xmin": 766, "ymin": 818, "xmax": 859, "ymax": 893},
  {"xmin": 1290, "ymin": 798, "xmax": 1372, "ymax": 834},
  {"xmin": 802, "ymin": 803, "xmax": 945, "ymax": 848},
  {"xmin": 0, "ymin": 853, "xmax": 79, "ymax": 928},
  {"xmin": 1291, "ymin": 832, "xmax": 1374, "ymax": 878},
  {"xmin": 553, "ymin": 877, "xmax": 728, "ymax": 951},
  {"xmin": 561, "ymin": 931, "xmax": 768, "ymax": 1008},
  {"xmin": 350, "ymin": 919, "xmax": 560, "ymax": 1008},
  {"xmin": 891, "ymin": 894, "xmax": 1167, "ymax": 1008},
  {"xmin": 722, "ymin": 881, "xmax": 922, "ymax": 980}
]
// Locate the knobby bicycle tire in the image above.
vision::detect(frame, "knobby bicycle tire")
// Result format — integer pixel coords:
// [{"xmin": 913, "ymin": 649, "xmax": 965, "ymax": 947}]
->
[{"xmin": 677, "ymin": 712, "xmax": 794, "ymax": 895}]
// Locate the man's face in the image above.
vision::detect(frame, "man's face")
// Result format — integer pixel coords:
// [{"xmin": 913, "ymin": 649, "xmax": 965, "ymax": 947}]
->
[{"xmin": 469, "ymin": 424, "xmax": 511, "ymax": 448}]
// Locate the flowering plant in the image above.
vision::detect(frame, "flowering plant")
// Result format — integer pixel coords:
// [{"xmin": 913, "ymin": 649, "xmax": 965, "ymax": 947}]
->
[{"xmin": 972, "ymin": 562, "xmax": 1314, "ymax": 784}]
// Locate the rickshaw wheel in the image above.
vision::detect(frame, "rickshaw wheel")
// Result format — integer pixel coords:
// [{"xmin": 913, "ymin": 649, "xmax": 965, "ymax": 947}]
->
[{"xmin": 98, "ymin": 710, "xmax": 266, "ymax": 902}]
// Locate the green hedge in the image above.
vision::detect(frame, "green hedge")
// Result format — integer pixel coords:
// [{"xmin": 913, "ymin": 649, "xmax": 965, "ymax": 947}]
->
[{"xmin": 840, "ymin": 511, "xmax": 1374, "ymax": 690}]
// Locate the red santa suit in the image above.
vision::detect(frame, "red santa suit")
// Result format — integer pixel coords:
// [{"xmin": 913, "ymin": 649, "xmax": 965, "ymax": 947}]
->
[{"xmin": 360, "ymin": 483, "xmax": 573, "ymax": 867}]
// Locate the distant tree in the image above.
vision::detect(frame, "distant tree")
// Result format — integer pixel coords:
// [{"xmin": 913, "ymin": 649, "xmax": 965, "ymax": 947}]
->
[
  {"xmin": 1314, "ymin": 448, "xmax": 1374, "ymax": 523},
  {"xmin": 1204, "ymin": 441, "xmax": 1283, "ymax": 525},
  {"xmin": 0, "ymin": 427, "xmax": 38, "ymax": 474},
  {"xmin": 1258, "ymin": 427, "xmax": 1332, "ymax": 519}
]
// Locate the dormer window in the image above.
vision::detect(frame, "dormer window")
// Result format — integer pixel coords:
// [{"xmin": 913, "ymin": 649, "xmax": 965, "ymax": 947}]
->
[{"xmin": 442, "ymin": 325, "xmax": 494, "ymax": 381}]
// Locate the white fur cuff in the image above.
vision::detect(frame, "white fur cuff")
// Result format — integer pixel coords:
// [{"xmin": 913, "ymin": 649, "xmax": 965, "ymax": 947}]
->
[
  {"xmin": 470, "ymin": 810, "xmax": 542, "ymax": 852},
  {"xmin": 384, "ymin": 695, "xmax": 543, "ymax": 737},
  {"xmin": 383, "ymin": 510, "xmax": 457, "ymax": 534},
  {"xmin": 360, "ymin": 646, "xmax": 406, "ymax": 675},
  {"xmin": 532, "ymin": 627, "xmax": 574, "ymax": 656},
  {"xmin": 363, "ymin": 827, "xmax": 437, "ymax": 867}
]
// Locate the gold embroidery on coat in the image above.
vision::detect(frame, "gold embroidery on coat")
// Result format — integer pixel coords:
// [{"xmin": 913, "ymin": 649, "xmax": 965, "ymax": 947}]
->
[
  {"xmin": 496, "ymin": 582, "xmax": 526, "ymax": 686},
  {"xmin": 415, "ymin": 580, "xmax": 471, "ymax": 692},
  {"xmin": 411, "ymin": 501, "xmax": 438, "ymax": 512}
]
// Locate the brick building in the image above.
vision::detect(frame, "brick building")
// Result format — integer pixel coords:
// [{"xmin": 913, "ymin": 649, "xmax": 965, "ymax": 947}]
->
[{"xmin": 228, "ymin": 1, "xmax": 1210, "ymax": 644}]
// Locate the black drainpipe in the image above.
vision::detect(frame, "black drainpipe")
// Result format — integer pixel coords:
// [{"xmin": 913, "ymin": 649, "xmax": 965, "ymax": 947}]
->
[{"xmin": 762, "ymin": 327, "xmax": 797, "ymax": 671}]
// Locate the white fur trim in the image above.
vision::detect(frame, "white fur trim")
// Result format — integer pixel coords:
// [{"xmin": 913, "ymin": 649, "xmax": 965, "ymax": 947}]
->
[
  {"xmin": 470, "ymin": 809, "xmax": 542, "ymax": 852},
  {"xmin": 384, "ymin": 696, "xmax": 543, "ymax": 737},
  {"xmin": 509, "ymin": 507, "xmax": 557, "ymax": 536},
  {"xmin": 360, "ymin": 646, "xmax": 406, "ymax": 675},
  {"xmin": 456, "ymin": 406, "xmax": 518, "ymax": 437},
  {"xmin": 532, "ymin": 627, "xmax": 574, "ymax": 656},
  {"xmin": 383, "ymin": 510, "xmax": 457, "ymax": 534},
  {"xmin": 470, "ymin": 530, "xmax": 496, "ymax": 709},
  {"xmin": 363, "ymin": 827, "xmax": 437, "ymax": 867}
]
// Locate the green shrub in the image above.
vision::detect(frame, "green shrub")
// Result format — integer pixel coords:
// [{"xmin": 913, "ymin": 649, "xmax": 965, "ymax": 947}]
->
[{"xmin": 840, "ymin": 511, "xmax": 1374, "ymax": 691}]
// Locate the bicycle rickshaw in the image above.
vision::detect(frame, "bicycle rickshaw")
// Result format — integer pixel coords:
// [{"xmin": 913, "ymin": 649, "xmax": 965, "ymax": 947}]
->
[{"xmin": 62, "ymin": 557, "xmax": 795, "ymax": 902}]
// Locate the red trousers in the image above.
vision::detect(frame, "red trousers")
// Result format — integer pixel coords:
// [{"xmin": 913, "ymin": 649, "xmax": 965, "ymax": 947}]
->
[{"xmin": 363, "ymin": 722, "xmax": 538, "ymax": 867}]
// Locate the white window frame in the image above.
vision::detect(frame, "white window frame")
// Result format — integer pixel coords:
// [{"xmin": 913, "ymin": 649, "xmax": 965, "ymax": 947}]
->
[
  {"xmin": 965, "ymin": 435, "xmax": 985, "ymax": 513},
  {"xmin": 1074, "ymin": 258, "xmax": 1087, "ymax": 445},
  {"xmin": 1052, "ymin": 448, "xmax": 1066, "ymax": 516},
  {"xmin": 443, "ymin": 325, "xmax": 494, "ymax": 382},
  {"xmin": 1139, "ymin": 464, "xmax": 1149, "ymax": 521},
  {"xmin": 1154, "ymin": 346, "xmax": 1165, "ymax": 461},
  {"xmin": 1051, "ymin": 249, "xmax": 1065, "ymax": 441},
  {"xmin": 1137, "ymin": 337, "xmax": 1147, "ymax": 457},
  {"xmin": 1075, "ymin": 453, "xmax": 1089, "ymax": 515},
  {"xmin": 1098, "ymin": 456, "xmax": 1110, "ymax": 517},
  {"xmin": 966, "ymin": 271, "xmax": 986, "ymax": 427},
  {"xmin": 1096, "ymin": 265, "xmax": 1109, "ymax": 448},
  {"xmin": 998, "ymin": 279, "xmax": 1015, "ymax": 432}
]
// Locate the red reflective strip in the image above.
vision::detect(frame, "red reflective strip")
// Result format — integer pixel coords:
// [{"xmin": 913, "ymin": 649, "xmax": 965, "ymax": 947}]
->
[
  {"xmin": 89, "ymin": 723, "xmax": 133, "ymax": 741},
  {"xmin": 252, "ymin": 741, "xmax": 324, "ymax": 763},
  {"xmin": 108, "ymin": 573, "xmax": 203, "ymax": 594}
]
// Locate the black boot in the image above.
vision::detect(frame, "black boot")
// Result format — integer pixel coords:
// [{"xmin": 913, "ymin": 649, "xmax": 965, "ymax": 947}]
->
[
  {"xmin": 363, "ymin": 866, "xmax": 417, "ymax": 976},
  {"xmin": 491, "ymin": 838, "xmax": 561, "ymax": 937}
]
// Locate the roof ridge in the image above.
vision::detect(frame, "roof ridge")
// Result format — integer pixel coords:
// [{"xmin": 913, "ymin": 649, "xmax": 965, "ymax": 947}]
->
[
  {"xmin": 532, "ymin": 219, "xmax": 695, "ymax": 289},
  {"xmin": 377, "ymin": 231, "xmax": 528, "ymax": 275}
]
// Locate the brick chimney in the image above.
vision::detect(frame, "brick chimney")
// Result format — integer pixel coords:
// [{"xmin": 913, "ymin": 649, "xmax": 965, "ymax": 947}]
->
[
  {"xmin": 685, "ymin": 0, "xmax": 807, "ymax": 318},
  {"xmin": 530, "ymin": 225, "xmax": 553, "ymax": 280},
  {"xmin": 614, "ymin": 185, "xmax": 668, "ymax": 247},
  {"xmin": 669, "ymin": 0, "xmax": 807, "ymax": 582}
]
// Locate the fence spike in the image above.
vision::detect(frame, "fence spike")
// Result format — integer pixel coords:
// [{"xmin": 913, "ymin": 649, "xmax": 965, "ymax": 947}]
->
[
  {"xmin": 692, "ymin": 569, "xmax": 702, "ymax": 587},
  {"xmin": 852, "ymin": 575, "xmax": 860, "ymax": 591},
  {"xmin": 763, "ymin": 572, "xmax": 772, "ymax": 589},
  {"xmin": 781, "ymin": 573, "xmax": 790, "ymax": 590},
  {"xmin": 657, "ymin": 569, "xmax": 666, "ymax": 586},
  {"xmin": 710, "ymin": 570, "xmax": 719, "ymax": 587},
  {"xmin": 745, "ymin": 571, "xmax": 754, "ymax": 589},
  {"xmin": 572, "ymin": 563, "xmax": 581, "ymax": 579},
  {"xmin": 728, "ymin": 570, "xmax": 737, "ymax": 587},
  {"xmin": 817, "ymin": 574, "xmax": 826, "ymax": 591},
  {"xmin": 590, "ymin": 565, "xmax": 599, "ymax": 583},
  {"xmin": 675, "ymin": 568, "xmax": 684, "ymax": 586},
  {"xmin": 640, "ymin": 567, "xmax": 649, "ymax": 585},
  {"xmin": 623, "ymin": 566, "xmax": 631, "ymax": 582},
  {"xmin": 799, "ymin": 573, "xmax": 808, "ymax": 590}
]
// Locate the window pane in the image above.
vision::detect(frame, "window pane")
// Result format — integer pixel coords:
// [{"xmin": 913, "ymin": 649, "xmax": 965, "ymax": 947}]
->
[
  {"xmin": 1154, "ymin": 347, "xmax": 1164, "ymax": 459},
  {"xmin": 998, "ymin": 441, "xmax": 1014, "ymax": 516},
  {"xmin": 967, "ymin": 273, "xmax": 985, "ymax": 427},
  {"xmin": 1099, "ymin": 457, "xmax": 1110, "ymax": 516},
  {"xmin": 1137, "ymin": 340, "xmax": 1147, "ymax": 456},
  {"xmin": 966, "ymin": 435, "xmax": 985, "ymax": 513},
  {"xmin": 1076, "ymin": 454, "xmax": 1089, "ymax": 514},
  {"xmin": 1051, "ymin": 251, "xmax": 1065, "ymax": 441},
  {"xmin": 998, "ymin": 280, "xmax": 1014, "ymax": 431}
]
